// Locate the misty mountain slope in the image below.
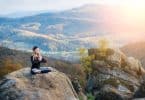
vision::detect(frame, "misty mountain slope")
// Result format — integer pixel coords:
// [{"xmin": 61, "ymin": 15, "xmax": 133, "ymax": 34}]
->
[
  {"xmin": 1, "ymin": 4, "xmax": 144, "ymax": 55},
  {"xmin": 0, "ymin": 4, "xmax": 108, "ymax": 53},
  {"xmin": 121, "ymin": 42, "xmax": 145, "ymax": 68}
]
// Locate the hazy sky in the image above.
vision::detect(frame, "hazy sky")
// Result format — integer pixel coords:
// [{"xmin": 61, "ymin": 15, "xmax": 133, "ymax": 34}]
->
[{"xmin": 0, "ymin": 0, "xmax": 144, "ymax": 15}]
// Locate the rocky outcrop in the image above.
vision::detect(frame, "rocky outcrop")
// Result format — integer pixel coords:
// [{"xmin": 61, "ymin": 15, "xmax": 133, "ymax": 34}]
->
[
  {"xmin": 87, "ymin": 48, "xmax": 145, "ymax": 100},
  {"xmin": 0, "ymin": 68, "xmax": 78, "ymax": 100}
]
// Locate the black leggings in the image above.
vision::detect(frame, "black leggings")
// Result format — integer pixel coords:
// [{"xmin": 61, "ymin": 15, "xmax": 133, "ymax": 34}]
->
[{"xmin": 31, "ymin": 67, "xmax": 52, "ymax": 75}]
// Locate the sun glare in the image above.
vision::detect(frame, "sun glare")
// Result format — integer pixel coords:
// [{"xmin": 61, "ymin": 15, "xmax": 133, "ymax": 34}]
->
[{"xmin": 123, "ymin": 1, "xmax": 145, "ymax": 19}]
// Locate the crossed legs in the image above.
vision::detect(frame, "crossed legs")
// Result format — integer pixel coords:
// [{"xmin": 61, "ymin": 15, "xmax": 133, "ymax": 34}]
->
[{"xmin": 31, "ymin": 67, "xmax": 53, "ymax": 74}]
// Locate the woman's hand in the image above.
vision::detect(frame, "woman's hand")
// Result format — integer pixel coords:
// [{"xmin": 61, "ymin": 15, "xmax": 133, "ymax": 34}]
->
[
  {"xmin": 33, "ymin": 54, "xmax": 38, "ymax": 60},
  {"xmin": 37, "ymin": 53, "xmax": 42, "ymax": 61}
]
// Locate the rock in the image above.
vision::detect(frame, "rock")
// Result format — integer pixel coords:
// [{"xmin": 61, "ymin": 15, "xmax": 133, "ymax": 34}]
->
[
  {"xmin": 95, "ymin": 85, "xmax": 132, "ymax": 100},
  {"xmin": 106, "ymin": 49, "xmax": 122, "ymax": 68},
  {"xmin": 86, "ymin": 48, "xmax": 145, "ymax": 99},
  {"xmin": 87, "ymin": 65, "xmax": 139, "ymax": 99},
  {"xmin": 127, "ymin": 57, "xmax": 145, "ymax": 75},
  {"xmin": 92, "ymin": 60, "xmax": 108, "ymax": 70},
  {"xmin": 0, "ymin": 68, "xmax": 78, "ymax": 100},
  {"xmin": 117, "ymin": 85, "xmax": 131, "ymax": 93},
  {"xmin": 134, "ymin": 82, "xmax": 145, "ymax": 98}
]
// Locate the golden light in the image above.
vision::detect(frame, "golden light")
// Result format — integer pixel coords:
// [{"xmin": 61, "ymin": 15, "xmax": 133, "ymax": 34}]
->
[
  {"xmin": 97, "ymin": 0, "xmax": 145, "ymax": 43},
  {"xmin": 123, "ymin": 0, "xmax": 145, "ymax": 20}
]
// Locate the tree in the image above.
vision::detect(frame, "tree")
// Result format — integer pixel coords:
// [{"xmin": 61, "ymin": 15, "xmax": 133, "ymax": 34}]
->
[{"xmin": 79, "ymin": 48, "xmax": 95, "ymax": 74}]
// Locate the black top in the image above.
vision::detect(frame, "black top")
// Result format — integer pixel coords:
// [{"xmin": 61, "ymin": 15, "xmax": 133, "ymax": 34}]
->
[{"xmin": 30, "ymin": 55, "xmax": 47, "ymax": 70}]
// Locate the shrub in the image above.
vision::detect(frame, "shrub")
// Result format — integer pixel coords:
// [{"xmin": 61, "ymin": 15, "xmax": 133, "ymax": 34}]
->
[
  {"xmin": 79, "ymin": 48, "xmax": 95, "ymax": 74},
  {"xmin": 0, "ymin": 58, "xmax": 22, "ymax": 78}
]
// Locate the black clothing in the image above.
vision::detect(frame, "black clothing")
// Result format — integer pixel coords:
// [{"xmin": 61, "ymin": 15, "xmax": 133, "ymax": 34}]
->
[
  {"xmin": 31, "ymin": 68, "xmax": 51, "ymax": 75},
  {"xmin": 41, "ymin": 69, "xmax": 51, "ymax": 73},
  {"xmin": 31, "ymin": 56, "xmax": 47, "ymax": 69},
  {"xmin": 30, "ymin": 55, "xmax": 47, "ymax": 74}
]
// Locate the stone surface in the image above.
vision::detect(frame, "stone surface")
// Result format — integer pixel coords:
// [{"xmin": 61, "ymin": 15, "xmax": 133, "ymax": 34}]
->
[
  {"xmin": 87, "ymin": 48, "xmax": 145, "ymax": 100},
  {"xmin": 134, "ymin": 82, "xmax": 145, "ymax": 98},
  {"xmin": 0, "ymin": 68, "xmax": 78, "ymax": 100}
]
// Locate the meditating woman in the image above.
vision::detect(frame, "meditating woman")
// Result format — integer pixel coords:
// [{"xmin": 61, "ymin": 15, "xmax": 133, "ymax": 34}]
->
[{"xmin": 30, "ymin": 46, "xmax": 52, "ymax": 74}]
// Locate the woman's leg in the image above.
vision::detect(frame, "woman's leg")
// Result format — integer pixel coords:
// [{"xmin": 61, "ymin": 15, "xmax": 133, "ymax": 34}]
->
[
  {"xmin": 31, "ymin": 68, "xmax": 41, "ymax": 74},
  {"xmin": 40, "ymin": 67, "xmax": 54, "ymax": 71},
  {"xmin": 40, "ymin": 67, "xmax": 52, "ymax": 73}
]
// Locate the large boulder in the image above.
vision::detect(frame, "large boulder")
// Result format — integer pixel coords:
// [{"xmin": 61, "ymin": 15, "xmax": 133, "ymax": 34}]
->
[
  {"xmin": 95, "ymin": 85, "xmax": 131, "ymax": 100},
  {"xmin": 0, "ymin": 68, "xmax": 78, "ymax": 100},
  {"xmin": 87, "ymin": 48, "xmax": 145, "ymax": 99}
]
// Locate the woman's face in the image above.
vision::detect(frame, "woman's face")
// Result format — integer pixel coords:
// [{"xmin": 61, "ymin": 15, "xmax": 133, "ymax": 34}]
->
[{"xmin": 34, "ymin": 48, "xmax": 40, "ymax": 54}]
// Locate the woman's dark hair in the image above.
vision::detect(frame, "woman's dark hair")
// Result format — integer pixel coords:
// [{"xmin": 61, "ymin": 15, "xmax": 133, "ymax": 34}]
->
[{"xmin": 32, "ymin": 46, "xmax": 38, "ymax": 51}]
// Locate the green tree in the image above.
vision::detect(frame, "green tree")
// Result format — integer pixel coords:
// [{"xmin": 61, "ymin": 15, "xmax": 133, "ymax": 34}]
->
[{"xmin": 79, "ymin": 48, "xmax": 94, "ymax": 74}]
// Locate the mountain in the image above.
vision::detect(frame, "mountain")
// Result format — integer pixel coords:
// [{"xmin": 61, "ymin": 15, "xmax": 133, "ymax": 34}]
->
[
  {"xmin": 121, "ymin": 42, "xmax": 145, "ymax": 68},
  {"xmin": 0, "ymin": 4, "xmax": 105, "ymax": 61},
  {"xmin": 0, "ymin": 4, "xmax": 113, "ymax": 52},
  {"xmin": 1, "ymin": 4, "xmax": 145, "ymax": 61},
  {"xmin": 0, "ymin": 5, "xmax": 100, "ymax": 53}
]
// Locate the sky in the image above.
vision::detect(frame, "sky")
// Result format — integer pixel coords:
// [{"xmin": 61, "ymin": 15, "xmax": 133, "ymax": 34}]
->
[{"xmin": 1, "ymin": 0, "xmax": 145, "ymax": 15}]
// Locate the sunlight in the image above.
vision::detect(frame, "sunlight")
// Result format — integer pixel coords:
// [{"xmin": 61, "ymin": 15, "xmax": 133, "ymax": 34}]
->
[
  {"xmin": 96, "ymin": 0, "xmax": 145, "ymax": 45},
  {"xmin": 123, "ymin": 1, "xmax": 145, "ymax": 20}
]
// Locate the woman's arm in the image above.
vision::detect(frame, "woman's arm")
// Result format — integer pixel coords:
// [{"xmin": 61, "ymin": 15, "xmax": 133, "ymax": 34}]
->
[
  {"xmin": 31, "ymin": 54, "xmax": 47, "ymax": 64},
  {"xmin": 41, "ymin": 57, "xmax": 47, "ymax": 63},
  {"xmin": 37, "ymin": 54, "xmax": 47, "ymax": 63},
  {"xmin": 31, "ymin": 56, "xmax": 39, "ymax": 64}
]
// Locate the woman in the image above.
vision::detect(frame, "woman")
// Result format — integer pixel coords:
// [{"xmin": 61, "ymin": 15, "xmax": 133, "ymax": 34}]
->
[{"xmin": 30, "ymin": 46, "xmax": 52, "ymax": 75}]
